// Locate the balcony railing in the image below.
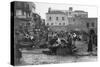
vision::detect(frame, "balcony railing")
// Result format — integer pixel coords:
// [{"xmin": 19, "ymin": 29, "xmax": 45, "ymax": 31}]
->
[
  {"xmin": 15, "ymin": 15, "xmax": 32, "ymax": 21},
  {"xmin": 16, "ymin": 15, "xmax": 26, "ymax": 18}
]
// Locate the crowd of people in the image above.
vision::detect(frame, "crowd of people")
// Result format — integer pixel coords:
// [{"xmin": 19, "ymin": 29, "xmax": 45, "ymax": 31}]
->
[
  {"xmin": 46, "ymin": 30, "xmax": 97, "ymax": 55},
  {"xmin": 14, "ymin": 29, "xmax": 97, "ymax": 64},
  {"xmin": 47, "ymin": 31, "xmax": 80, "ymax": 55}
]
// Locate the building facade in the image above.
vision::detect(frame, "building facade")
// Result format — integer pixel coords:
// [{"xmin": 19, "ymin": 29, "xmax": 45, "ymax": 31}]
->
[
  {"xmin": 45, "ymin": 7, "xmax": 97, "ymax": 32},
  {"xmin": 65, "ymin": 7, "xmax": 88, "ymax": 18},
  {"xmin": 81, "ymin": 18, "xmax": 97, "ymax": 33},
  {"xmin": 14, "ymin": 1, "xmax": 37, "ymax": 36},
  {"xmin": 46, "ymin": 7, "xmax": 88, "ymax": 26},
  {"xmin": 67, "ymin": 18, "xmax": 97, "ymax": 33},
  {"xmin": 46, "ymin": 8, "xmax": 69, "ymax": 26},
  {"xmin": 14, "ymin": 1, "xmax": 34, "ymax": 19}
]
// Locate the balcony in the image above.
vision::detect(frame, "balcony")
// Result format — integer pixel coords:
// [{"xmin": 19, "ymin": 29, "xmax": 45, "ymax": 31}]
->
[
  {"xmin": 16, "ymin": 15, "xmax": 26, "ymax": 18},
  {"xmin": 15, "ymin": 15, "xmax": 32, "ymax": 21}
]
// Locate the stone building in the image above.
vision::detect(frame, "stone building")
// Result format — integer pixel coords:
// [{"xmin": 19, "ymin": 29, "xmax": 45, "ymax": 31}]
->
[
  {"xmin": 45, "ymin": 8, "xmax": 69, "ymax": 32},
  {"xmin": 80, "ymin": 18, "xmax": 97, "ymax": 33},
  {"xmin": 67, "ymin": 18, "xmax": 97, "ymax": 33},
  {"xmin": 65, "ymin": 7, "xmax": 88, "ymax": 18},
  {"xmin": 13, "ymin": 1, "xmax": 36, "ymax": 37},
  {"xmin": 14, "ymin": 1, "xmax": 35, "ymax": 19},
  {"xmin": 45, "ymin": 7, "xmax": 97, "ymax": 32}
]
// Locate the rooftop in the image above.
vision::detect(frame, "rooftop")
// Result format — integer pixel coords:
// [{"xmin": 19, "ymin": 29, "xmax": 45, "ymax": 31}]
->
[
  {"xmin": 46, "ymin": 10, "xmax": 66, "ymax": 14},
  {"xmin": 46, "ymin": 7, "xmax": 88, "ymax": 15}
]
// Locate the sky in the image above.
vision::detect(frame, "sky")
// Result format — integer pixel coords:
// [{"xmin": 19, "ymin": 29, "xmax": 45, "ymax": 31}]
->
[{"xmin": 34, "ymin": 2, "xmax": 98, "ymax": 19}]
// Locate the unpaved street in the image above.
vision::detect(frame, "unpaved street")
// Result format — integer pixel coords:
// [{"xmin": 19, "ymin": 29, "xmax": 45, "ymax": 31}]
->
[{"xmin": 20, "ymin": 41, "xmax": 97, "ymax": 65}]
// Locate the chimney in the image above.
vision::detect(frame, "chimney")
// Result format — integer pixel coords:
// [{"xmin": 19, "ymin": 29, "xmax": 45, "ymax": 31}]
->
[
  {"xmin": 48, "ymin": 7, "xmax": 51, "ymax": 13},
  {"xmin": 69, "ymin": 7, "xmax": 73, "ymax": 11}
]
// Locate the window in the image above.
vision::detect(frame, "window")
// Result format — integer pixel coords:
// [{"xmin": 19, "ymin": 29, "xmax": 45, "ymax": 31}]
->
[
  {"xmin": 92, "ymin": 22, "xmax": 94, "ymax": 27},
  {"xmin": 49, "ymin": 17, "xmax": 51, "ymax": 21},
  {"xmin": 27, "ymin": 23, "xmax": 30, "ymax": 26},
  {"xmin": 16, "ymin": 10, "xmax": 22, "ymax": 16},
  {"xmin": 47, "ymin": 23, "xmax": 49, "ymax": 25},
  {"xmin": 59, "ymin": 23, "xmax": 61, "ymax": 25},
  {"xmin": 56, "ymin": 17, "xmax": 58, "ymax": 21},
  {"xmin": 51, "ymin": 23, "xmax": 53, "ymax": 25},
  {"xmin": 86, "ymin": 23, "xmax": 89, "ymax": 28},
  {"xmin": 62, "ymin": 17, "xmax": 64, "ymax": 20},
  {"xmin": 63, "ymin": 23, "xmax": 65, "ymax": 25},
  {"xmin": 74, "ymin": 15, "xmax": 77, "ymax": 17},
  {"xmin": 24, "ymin": 12, "xmax": 26, "ymax": 16},
  {"xmin": 73, "ymin": 19, "xmax": 75, "ymax": 22}
]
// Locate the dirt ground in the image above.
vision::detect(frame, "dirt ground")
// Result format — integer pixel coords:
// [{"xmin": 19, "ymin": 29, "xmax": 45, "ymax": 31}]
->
[
  {"xmin": 19, "ymin": 41, "xmax": 97, "ymax": 65},
  {"xmin": 20, "ymin": 50, "xmax": 97, "ymax": 65}
]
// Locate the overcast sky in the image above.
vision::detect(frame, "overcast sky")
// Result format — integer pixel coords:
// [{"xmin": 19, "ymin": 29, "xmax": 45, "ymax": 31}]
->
[{"xmin": 34, "ymin": 2, "xmax": 97, "ymax": 19}]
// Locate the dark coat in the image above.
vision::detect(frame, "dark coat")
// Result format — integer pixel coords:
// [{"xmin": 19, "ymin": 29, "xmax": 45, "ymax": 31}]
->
[{"xmin": 87, "ymin": 35, "xmax": 93, "ymax": 52}]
